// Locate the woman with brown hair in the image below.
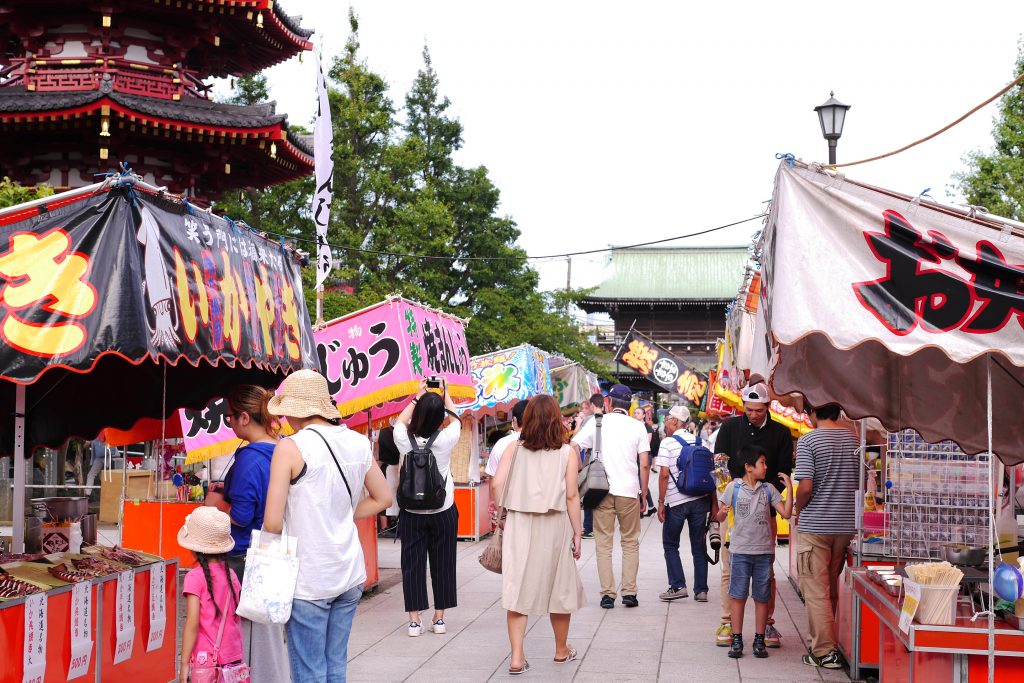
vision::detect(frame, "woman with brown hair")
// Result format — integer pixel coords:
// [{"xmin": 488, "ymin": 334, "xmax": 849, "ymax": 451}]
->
[
  {"xmin": 220, "ymin": 384, "xmax": 291, "ymax": 683},
  {"xmin": 492, "ymin": 394, "xmax": 586, "ymax": 675}
]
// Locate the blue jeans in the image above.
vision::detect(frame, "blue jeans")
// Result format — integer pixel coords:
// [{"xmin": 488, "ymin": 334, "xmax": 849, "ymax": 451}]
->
[
  {"xmin": 729, "ymin": 553, "xmax": 773, "ymax": 602},
  {"xmin": 285, "ymin": 585, "xmax": 363, "ymax": 683},
  {"xmin": 662, "ymin": 497, "xmax": 710, "ymax": 593}
]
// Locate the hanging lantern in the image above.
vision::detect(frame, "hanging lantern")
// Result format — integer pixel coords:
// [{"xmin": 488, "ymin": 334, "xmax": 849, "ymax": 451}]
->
[
  {"xmin": 102, "ymin": 15, "xmax": 112, "ymax": 28},
  {"xmin": 269, "ymin": 142, "xmax": 277, "ymax": 159},
  {"xmin": 224, "ymin": 162, "xmax": 231, "ymax": 174},
  {"xmin": 256, "ymin": 11, "xmax": 264, "ymax": 28},
  {"xmin": 99, "ymin": 147, "xmax": 109, "ymax": 160},
  {"xmin": 99, "ymin": 115, "xmax": 111, "ymax": 137}
]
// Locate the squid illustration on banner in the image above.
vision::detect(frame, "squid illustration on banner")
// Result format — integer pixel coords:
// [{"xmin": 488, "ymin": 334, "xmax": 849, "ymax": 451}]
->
[{"xmin": 462, "ymin": 345, "xmax": 553, "ymax": 416}]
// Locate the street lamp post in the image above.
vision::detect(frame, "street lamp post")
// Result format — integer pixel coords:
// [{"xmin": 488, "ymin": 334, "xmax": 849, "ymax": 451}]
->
[{"xmin": 814, "ymin": 92, "xmax": 851, "ymax": 165}]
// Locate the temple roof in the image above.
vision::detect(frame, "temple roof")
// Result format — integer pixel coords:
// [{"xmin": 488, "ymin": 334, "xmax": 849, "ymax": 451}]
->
[{"xmin": 581, "ymin": 246, "xmax": 750, "ymax": 309}]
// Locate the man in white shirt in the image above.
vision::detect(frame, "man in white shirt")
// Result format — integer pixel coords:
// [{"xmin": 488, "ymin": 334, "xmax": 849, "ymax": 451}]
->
[
  {"xmin": 485, "ymin": 399, "xmax": 530, "ymax": 502},
  {"xmin": 571, "ymin": 384, "xmax": 650, "ymax": 609},
  {"xmin": 656, "ymin": 405, "xmax": 711, "ymax": 602}
]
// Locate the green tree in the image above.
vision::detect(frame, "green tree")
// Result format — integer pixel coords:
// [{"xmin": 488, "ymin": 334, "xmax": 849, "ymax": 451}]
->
[
  {"xmin": 227, "ymin": 73, "xmax": 270, "ymax": 106},
  {"xmin": 0, "ymin": 177, "xmax": 54, "ymax": 209},
  {"xmin": 956, "ymin": 40, "xmax": 1024, "ymax": 221}
]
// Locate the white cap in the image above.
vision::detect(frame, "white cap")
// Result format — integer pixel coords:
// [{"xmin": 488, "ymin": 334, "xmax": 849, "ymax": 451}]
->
[
  {"xmin": 668, "ymin": 405, "xmax": 690, "ymax": 423},
  {"xmin": 742, "ymin": 382, "xmax": 771, "ymax": 404}
]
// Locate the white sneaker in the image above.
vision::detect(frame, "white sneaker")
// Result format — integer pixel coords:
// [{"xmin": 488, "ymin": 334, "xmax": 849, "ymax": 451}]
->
[
  {"xmin": 430, "ymin": 619, "xmax": 447, "ymax": 634},
  {"xmin": 408, "ymin": 622, "xmax": 423, "ymax": 637}
]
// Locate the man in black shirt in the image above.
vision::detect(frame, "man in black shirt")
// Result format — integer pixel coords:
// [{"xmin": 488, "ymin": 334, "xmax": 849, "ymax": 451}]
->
[{"xmin": 712, "ymin": 382, "xmax": 793, "ymax": 648}]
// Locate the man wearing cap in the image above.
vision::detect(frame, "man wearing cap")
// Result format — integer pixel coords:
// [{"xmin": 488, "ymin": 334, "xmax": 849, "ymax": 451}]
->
[
  {"xmin": 712, "ymin": 382, "xmax": 793, "ymax": 648},
  {"xmin": 656, "ymin": 405, "xmax": 711, "ymax": 602},
  {"xmin": 571, "ymin": 384, "xmax": 651, "ymax": 609}
]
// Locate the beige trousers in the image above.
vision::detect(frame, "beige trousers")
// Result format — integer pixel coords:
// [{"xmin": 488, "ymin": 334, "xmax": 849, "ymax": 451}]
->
[
  {"xmin": 796, "ymin": 531, "xmax": 853, "ymax": 656},
  {"xmin": 720, "ymin": 517, "xmax": 778, "ymax": 624},
  {"xmin": 593, "ymin": 494, "xmax": 641, "ymax": 597}
]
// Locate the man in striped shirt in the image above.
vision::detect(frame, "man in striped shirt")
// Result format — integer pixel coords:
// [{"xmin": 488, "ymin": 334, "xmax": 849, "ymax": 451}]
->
[{"xmin": 794, "ymin": 403, "xmax": 860, "ymax": 670}]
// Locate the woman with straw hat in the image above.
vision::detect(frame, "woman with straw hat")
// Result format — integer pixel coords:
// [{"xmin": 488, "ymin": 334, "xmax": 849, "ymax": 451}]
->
[{"xmin": 262, "ymin": 370, "xmax": 392, "ymax": 683}]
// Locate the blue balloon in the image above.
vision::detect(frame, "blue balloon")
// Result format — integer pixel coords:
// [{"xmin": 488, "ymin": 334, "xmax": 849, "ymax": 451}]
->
[
  {"xmin": 172, "ymin": 472, "xmax": 184, "ymax": 487},
  {"xmin": 993, "ymin": 562, "xmax": 1023, "ymax": 603}
]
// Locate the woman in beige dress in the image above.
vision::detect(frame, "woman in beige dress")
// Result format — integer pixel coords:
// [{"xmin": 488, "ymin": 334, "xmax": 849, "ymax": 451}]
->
[{"xmin": 492, "ymin": 394, "xmax": 586, "ymax": 675}]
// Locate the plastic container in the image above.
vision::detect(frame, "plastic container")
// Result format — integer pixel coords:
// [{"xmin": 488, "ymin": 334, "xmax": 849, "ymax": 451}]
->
[{"xmin": 905, "ymin": 578, "xmax": 959, "ymax": 625}]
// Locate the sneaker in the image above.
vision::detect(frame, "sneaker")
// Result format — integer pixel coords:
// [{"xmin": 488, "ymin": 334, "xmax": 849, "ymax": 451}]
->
[
  {"xmin": 807, "ymin": 650, "xmax": 844, "ymax": 669},
  {"xmin": 659, "ymin": 587, "xmax": 688, "ymax": 601},
  {"xmin": 582, "ymin": 531, "xmax": 594, "ymax": 539},
  {"xmin": 408, "ymin": 622, "xmax": 423, "ymax": 637},
  {"xmin": 600, "ymin": 596, "xmax": 615, "ymax": 609},
  {"xmin": 715, "ymin": 623, "xmax": 732, "ymax": 646},
  {"xmin": 727, "ymin": 634, "xmax": 743, "ymax": 658},
  {"xmin": 429, "ymin": 619, "xmax": 446, "ymax": 634},
  {"xmin": 694, "ymin": 592, "xmax": 708, "ymax": 602},
  {"xmin": 764, "ymin": 623, "xmax": 781, "ymax": 648},
  {"xmin": 752, "ymin": 634, "xmax": 768, "ymax": 658},
  {"xmin": 622, "ymin": 594, "xmax": 639, "ymax": 608}
]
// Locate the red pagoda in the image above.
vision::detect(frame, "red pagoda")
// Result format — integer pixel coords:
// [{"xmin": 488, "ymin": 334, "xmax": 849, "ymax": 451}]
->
[{"xmin": 0, "ymin": 0, "xmax": 315, "ymax": 198}]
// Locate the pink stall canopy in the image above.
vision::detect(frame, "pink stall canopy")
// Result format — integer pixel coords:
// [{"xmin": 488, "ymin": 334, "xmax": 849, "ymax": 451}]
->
[
  {"xmin": 314, "ymin": 297, "xmax": 474, "ymax": 428},
  {"xmin": 760, "ymin": 161, "xmax": 1024, "ymax": 464}
]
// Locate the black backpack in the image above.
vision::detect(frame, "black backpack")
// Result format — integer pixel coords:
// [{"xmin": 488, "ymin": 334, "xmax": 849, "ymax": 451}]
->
[{"xmin": 397, "ymin": 430, "xmax": 447, "ymax": 510}]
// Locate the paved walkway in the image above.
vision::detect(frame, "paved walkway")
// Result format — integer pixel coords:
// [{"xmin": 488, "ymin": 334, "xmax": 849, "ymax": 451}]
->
[{"xmin": 347, "ymin": 515, "xmax": 856, "ymax": 682}]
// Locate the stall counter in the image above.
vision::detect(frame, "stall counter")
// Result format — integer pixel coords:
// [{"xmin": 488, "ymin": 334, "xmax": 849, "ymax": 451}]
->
[
  {"xmin": 454, "ymin": 483, "xmax": 491, "ymax": 541},
  {"xmin": 0, "ymin": 560, "xmax": 177, "ymax": 683},
  {"xmin": 851, "ymin": 568, "xmax": 1024, "ymax": 682}
]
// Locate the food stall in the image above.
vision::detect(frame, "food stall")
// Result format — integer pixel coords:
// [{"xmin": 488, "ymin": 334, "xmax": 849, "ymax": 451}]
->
[
  {"xmin": 550, "ymin": 359, "xmax": 601, "ymax": 416},
  {"xmin": 315, "ymin": 297, "xmax": 476, "ymax": 552},
  {"xmin": 456, "ymin": 345, "xmax": 554, "ymax": 540},
  {"xmin": 0, "ymin": 175, "xmax": 318, "ymax": 680},
  {"xmin": 758, "ymin": 160, "xmax": 1024, "ymax": 681}
]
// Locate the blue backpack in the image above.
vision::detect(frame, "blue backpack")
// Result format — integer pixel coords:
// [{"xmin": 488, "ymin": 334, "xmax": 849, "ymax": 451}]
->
[{"xmin": 669, "ymin": 434, "xmax": 717, "ymax": 496}]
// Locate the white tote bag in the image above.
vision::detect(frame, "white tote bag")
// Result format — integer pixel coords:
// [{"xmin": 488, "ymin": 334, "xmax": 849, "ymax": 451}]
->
[{"xmin": 236, "ymin": 529, "xmax": 299, "ymax": 624}]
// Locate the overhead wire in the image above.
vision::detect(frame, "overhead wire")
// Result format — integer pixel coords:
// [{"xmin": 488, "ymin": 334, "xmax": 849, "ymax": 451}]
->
[{"xmin": 254, "ymin": 213, "xmax": 767, "ymax": 263}]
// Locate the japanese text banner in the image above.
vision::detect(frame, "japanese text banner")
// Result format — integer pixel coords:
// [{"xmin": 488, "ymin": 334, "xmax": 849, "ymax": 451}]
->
[
  {"xmin": 316, "ymin": 298, "xmax": 474, "ymax": 417},
  {"xmin": 0, "ymin": 189, "xmax": 316, "ymax": 383},
  {"xmin": 614, "ymin": 330, "xmax": 708, "ymax": 403}
]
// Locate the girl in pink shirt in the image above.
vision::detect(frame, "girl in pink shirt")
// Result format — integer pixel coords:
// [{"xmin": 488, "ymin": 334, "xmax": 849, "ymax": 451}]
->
[{"xmin": 177, "ymin": 507, "xmax": 244, "ymax": 682}]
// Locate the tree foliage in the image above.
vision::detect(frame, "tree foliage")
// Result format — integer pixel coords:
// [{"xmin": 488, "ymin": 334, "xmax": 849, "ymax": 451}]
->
[
  {"xmin": 0, "ymin": 177, "xmax": 54, "ymax": 209},
  {"xmin": 213, "ymin": 10, "xmax": 605, "ymax": 370},
  {"xmin": 956, "ymin": 40, "xmax": 1024, "ymax": 221}
]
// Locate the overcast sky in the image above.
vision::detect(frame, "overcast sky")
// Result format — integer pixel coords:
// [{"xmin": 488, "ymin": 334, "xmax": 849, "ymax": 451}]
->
[{"xmin": 244, "ymin": 1, "xmax": 1024, "ymax": 295}]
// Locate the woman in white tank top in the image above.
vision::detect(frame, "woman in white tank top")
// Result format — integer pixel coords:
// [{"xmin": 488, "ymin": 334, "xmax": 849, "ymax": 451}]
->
[{"xmin": 262, "ymin": 370, "xmax": 392, "ymax": 683}]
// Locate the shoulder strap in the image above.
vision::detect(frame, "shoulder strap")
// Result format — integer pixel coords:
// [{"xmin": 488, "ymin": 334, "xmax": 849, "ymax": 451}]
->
[
  {"xmin": 498, "ymin": 443, "xmax": 522, "ymax": 510},
  {"xmin": 731, "ymin": 481, "xmax": 739, "ymax": 511},
  {"xmin": 213, "ymin": 568, "xmax": 234, "ymax": 654},
  {"xmin": 424, "ymin": 429, "xmax": 441, "ymax": 451},
  {"xmin": 593, "ymin": 414, "xmax": 602, "ymax": 461},
  {"xmin": 670, "ymin": 434, "xmax": 689, "ymax": 450},
  {"xmin": 307, "ymin": 427, "xmax": 353, "ymax": 500}
]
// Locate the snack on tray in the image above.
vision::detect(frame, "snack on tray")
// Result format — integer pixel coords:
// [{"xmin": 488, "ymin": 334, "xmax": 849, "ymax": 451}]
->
[
  {"xmin": 0, "ymin": 572, "xmax": 43, "ymax": 599},
  {"xmin": 48, "ymin": 563, "xmax": 94, "ymax": 583}
]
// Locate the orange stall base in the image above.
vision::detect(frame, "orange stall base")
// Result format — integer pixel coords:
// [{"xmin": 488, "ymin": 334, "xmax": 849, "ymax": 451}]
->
[
  {"xmin": 454, "ymin": 484, "xmax": 492, "ymax": 541},
  {"xmin": 122, "ymin": 500, "xmax": 381, "ymax": 589},
  {"xmin": 0, "ymin": 561, "xmax": 177, "ymax": 683}
]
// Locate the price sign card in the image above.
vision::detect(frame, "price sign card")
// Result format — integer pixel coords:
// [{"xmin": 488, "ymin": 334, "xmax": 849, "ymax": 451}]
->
[
  {"xmin": 146, "ymin": 563, "xmax": 166, "ymax": 652},
  {"xmin": 68, "ymin": 581, "xmax": 93, "ymax": 679},
  {"xmin": 900, "ymin": 580, "xmax": 921, "ymax": 634},
  {"xmin": 114, "ymin": 570, "xmax": 136, "ymax": 664},
  {"xmin": 22, "ymin": 592, "xmax": 47, "ymax": 683}
]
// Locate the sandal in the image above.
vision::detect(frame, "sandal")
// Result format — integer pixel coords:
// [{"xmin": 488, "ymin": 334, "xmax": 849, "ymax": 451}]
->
[
  {"xmin": 508, "ymin": 661, "xmax": 530, "ymax": 675},
  {"xmin": 554, "ymin": 647, "xmax": 578, "ymax": 663}
]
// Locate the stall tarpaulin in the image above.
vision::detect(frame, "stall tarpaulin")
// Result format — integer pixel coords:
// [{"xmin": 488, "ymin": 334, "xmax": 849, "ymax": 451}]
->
[
  {"xmin": 614, "ymin": 329, "xmax": 708, "ymax": 404},
  {"xmin": 762, "ymin": 161, "xmax": 1024, "ymax": 464},
  {"xmin": 0, "ymin": 185, "xmax": 316, "ymax": 455},
  {"xmin": 551, "ymin": 363, "xmax": 600, "ymax": 412},
  {"xmin": 315, "ymin": 297, "xmax": 474, "ymax": 420},
  {"xmin": 462, "ymin": 345, "xmax": 553, "ymax": 417}
]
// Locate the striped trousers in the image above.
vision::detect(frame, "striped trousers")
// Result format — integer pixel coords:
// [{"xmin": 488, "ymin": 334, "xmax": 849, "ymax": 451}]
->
[{"xmin": 399, "ymin": 505, "xmax": 459, "ymax": 612}]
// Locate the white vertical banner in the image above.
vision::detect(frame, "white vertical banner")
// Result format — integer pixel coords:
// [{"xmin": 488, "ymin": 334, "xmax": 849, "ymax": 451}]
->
[
  {"xmin": 67, "ymin": 581, "xmax": 93, "ymax": 679},
  {"xmin": 146, "ymin": 563, "xmax": 166, "ymax": 652},
  {"xmin": 114, "ymin": 570, "xmax": 135, "ymax": 664},
  {"xmin": 22, "ymin": 592, "xmax": 46, "ymax": 683},
  {"xmin": 311, "ymin": 48, "xmax": 334, "ymax": 291}
]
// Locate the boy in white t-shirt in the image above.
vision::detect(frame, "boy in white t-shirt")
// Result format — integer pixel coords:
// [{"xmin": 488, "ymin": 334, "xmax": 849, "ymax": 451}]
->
[{"xmin": 716, "ymin": 445, "xmax": 792, "ymax": 659}]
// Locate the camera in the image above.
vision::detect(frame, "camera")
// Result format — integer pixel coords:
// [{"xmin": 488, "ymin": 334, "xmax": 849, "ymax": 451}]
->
[{"xmin": 426, "ymin": 376, "xmax": 442, "ymax": 390}]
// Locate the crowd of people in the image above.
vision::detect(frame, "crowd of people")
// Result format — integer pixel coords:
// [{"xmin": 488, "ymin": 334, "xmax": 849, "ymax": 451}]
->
[{"xmin": 175, "ymin": 372, "xmax": 861, "ymax": 681}]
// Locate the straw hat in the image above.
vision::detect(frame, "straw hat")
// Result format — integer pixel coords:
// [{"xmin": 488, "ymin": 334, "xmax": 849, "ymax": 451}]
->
[
  {"xmin": 267, "ymin": 369, "xmax": 341, "ymax": 421},
  {"xmin": 176, "ymin": 507, "xmax": 235, "ymax": 555}
]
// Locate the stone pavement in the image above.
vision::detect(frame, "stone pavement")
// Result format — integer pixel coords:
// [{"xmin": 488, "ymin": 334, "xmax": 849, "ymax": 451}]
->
[{"xmin": 347, "ymin": 515, "xmax": 857, "ymax": 682}]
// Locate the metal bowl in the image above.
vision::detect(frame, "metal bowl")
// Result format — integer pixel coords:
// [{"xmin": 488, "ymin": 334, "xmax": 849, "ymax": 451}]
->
[{"xmin": 942, "ymin": 543, "xmax": 986, "ymax": 566}]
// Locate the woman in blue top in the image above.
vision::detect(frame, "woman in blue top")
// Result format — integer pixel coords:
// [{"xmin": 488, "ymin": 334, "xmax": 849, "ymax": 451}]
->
[{"xmin": 222, "ymin": 384, "xmax": 291, "ymax": 683}]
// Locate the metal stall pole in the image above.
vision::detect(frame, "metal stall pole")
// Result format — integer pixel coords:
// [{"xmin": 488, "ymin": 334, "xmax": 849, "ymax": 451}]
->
[{"xmin": 13, "ymin": 384, "xmax": 26, "ymax": 552}]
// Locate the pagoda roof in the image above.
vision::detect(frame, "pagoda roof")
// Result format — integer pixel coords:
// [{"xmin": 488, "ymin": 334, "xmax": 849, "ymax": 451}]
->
[{"xmin": 581, "ymin": 246, "xmax": 750, "ymax": 310}]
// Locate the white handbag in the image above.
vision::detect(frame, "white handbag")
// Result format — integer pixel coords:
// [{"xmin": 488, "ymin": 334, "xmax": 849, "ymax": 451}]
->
[{"xmin": 236, "ymin": 529, "xmax": 299, "ymax": 625}]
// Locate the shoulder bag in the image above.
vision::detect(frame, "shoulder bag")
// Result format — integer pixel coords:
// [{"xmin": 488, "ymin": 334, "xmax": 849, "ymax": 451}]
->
[
  {"xmin": 478, "ymin": 443, "xmax": 521, "ymax": 574},
  {"xmin": 578, "ymin": 415, "xmax": 609, "ymax": 508}
]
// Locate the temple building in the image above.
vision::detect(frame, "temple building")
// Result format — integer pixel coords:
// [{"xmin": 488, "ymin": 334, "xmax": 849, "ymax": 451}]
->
[
  {"xmin": 580, "ymin": 246, "xmax": 749, "ymax": 390},
  {"xmin": 0, "ymin": 0, "xmax": 314, "ymax": 198}
]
